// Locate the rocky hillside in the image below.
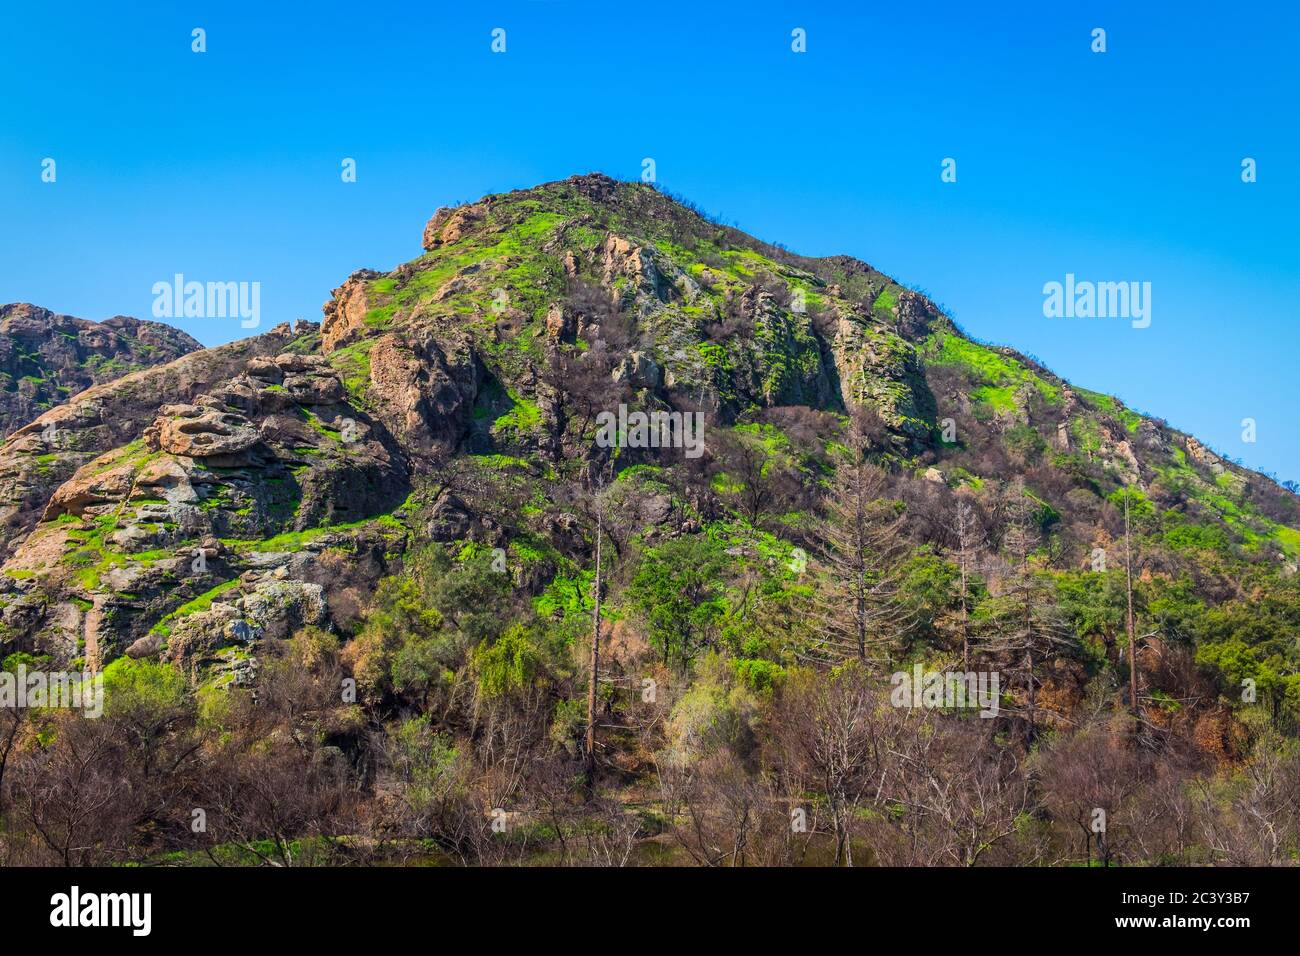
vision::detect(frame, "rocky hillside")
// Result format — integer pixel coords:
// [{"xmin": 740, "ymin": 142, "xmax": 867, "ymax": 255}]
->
[
  {"xmin": 2, "ymin": 174, "xmax": 1289, "ymax": 671},
  {"xmin": 3, "ymin": 173, "xmax": 1299, "ymax": 867},
  {"xmin": 0, "ymin": 303, "xmax": 201, "ymax": 437}
]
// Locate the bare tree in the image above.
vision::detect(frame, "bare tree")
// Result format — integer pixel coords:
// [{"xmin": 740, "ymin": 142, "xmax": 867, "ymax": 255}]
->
[
  {"xmin": 775, "ymin": 662, "xmax": 884, "ymax": 865},
  {"xmin": 585, "ymin": 473, "xmax": 611, "ymax": 785},
  {"xmin": 871, "ymin": 711, "xmax": 1033, "ymax": 866},
  {"xmin": 8, "ymin": 714, "xmax": 132, "ymax": 865},
  {"xmin": 0, "ymin": 687, "xmax": 28, "ymax": 814},
  {"xmin": 1195, "ymin": 734, "xmax": 1300, "ymax": 865},
  {"xmin": 1036, "ymin": 717, "xmax": 1144, "ymax": 866}
]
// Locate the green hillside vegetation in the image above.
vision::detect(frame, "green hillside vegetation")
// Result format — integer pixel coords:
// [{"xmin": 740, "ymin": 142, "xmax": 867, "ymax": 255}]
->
[{"xmin": 1, "ymin": 174, "xmax": 1297, "ymax": 867}]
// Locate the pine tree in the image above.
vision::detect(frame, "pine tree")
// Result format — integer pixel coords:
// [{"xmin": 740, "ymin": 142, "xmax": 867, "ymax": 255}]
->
[
  {"xmin": 979, "ymin": 482, "xmax": 1073, "ymax": 743},
  {"xmin": 807, "ymin": 410, "xmax": 910, "ymax": 665}
]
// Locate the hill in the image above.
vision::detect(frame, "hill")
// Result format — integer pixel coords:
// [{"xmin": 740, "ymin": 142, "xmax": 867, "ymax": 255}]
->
[
  {"xmin": 1, "ymin": 173, "xmax": 1297, "ymax": 866},
  {"xmin": 0, "ymin": 303, "xmax": 201, "ymax": 436}
]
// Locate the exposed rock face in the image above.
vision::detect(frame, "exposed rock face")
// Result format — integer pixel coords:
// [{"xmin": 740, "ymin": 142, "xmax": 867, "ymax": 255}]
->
[
  {"xmin": 42, "ymin": 459, "xmax": 136, "ymax": 520},
  {"xmin": 365, "ymin": 331, "xmax": 481, "ymax": 457},
  {"xmin": 0, "ymin": 323, "xmax": 302, "ymax": 561},
  {"xmin": 612, "ymin": 351, "xmax": 663, "ymax": 390},
  {"xmin": 0, "ymin": 330, "xmax": 408, "ymax": 660},
  {"xmin": 895, "ymin": 289, "xmax": 943, "ymax": 341},
  {"xmin": 601, "ymin": 235, "xmax": 671, "ymax": 304},
  {"xmin": 138, "ymin": 577, "xmax": 330, "ymax": 664},
  {"xmin": 1100, "ymin": 422, "xmax": 1142, "ymax": 486},
  {"xmin": 321, "ymin": 270, "xmax": 379, "ymax": 353},
  {"xmin": 422, "ymin": 203, "xmax": 489, "ymax": 251},
  {"xmin": 545, "ymin": 303, "xmax": 575, "ymax": 342},
  {"xmin": 0, "ymin": 303, "xmax": 201, "ymax": 436},
  {"xmin": 1186, "ymin": 436, "xmax": 1226, "ymax": 473}
]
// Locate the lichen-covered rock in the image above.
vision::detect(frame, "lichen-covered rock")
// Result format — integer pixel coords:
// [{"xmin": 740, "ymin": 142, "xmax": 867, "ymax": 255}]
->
[
  {"xmin": 240, "ymin": 579, "xmax": 328, "ymax": 639},
  {"xmin": 155, "ymin": 577, "xmax": 327, "ymax": 663},
  {"xmin": 612, "ymin": 351, "xmax": 662, "ymax": 390},
  {"xmin": 0, "ymin": 333, "xmax": 408, "ymax": 656},
  {"xmin": 0, "ymin": 323, "xmax": 301, "ymax": 560}
]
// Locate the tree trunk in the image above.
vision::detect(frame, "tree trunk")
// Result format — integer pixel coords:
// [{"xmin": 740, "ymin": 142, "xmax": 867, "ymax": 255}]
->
[
  {"xmin": 1025, "ymin": 647, "xmax": 1036, "ymax": 744},
  {"xmin": 959, "ymin": 539, "xmax": 969, "ymax": 671},
  {"xmin": 585, "ymin": 511, "xmax": 602, "ymax": 785},
  {"xmin": 1125, "ymin": 493, "xmax": 1138, "ymax": 723}
]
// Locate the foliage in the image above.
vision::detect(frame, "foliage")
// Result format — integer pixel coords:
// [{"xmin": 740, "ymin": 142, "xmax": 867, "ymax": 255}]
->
[{"xmin": 628, "ymin": 536, "xmax": 729, "ymax": 667}]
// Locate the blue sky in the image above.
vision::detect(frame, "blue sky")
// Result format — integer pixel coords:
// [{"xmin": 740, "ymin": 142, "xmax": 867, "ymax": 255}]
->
[{"xmin": 1, "ymin": 1, "xmax": 1297, "ymax": 482}]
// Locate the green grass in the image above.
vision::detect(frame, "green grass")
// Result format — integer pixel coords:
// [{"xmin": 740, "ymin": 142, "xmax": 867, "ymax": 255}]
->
[
  {"xmin": 220, "ymin": 513, "xmax": 401, "ymax": 555},
  {"xmin": 299, "ymin": 408, "xmax": 340, "ymax": 442},
  {"xmin": 149, "ymin": 579, "xmax": 242, "ymax": 636},
  {"xmin": 469, "ymin": 453, "xmax": 533, "ymax": 471},
  {"xmin": 971, "ymin": 385, "xmax": 1018, "ymax": 414},
  {"xmin": 1076, "ymin": 388, "xmax": 1143, "ymax": 432},
  {"xmin": 327, "ymin": 341, "xmax": 372, "ymax": 405},
  {"xmin": 1271, "ymin": 524, "xmax": 1300, "ymax": 557},
  {"xmin": 927, "ymin": 332, "xmax": 1061, "ymax": 406},
  {"xmin": 492, "ymin": 390, "xmax": 543, "ymax": 436}
]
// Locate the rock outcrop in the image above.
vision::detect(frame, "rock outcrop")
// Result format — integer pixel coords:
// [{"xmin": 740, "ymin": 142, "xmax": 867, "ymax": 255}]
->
[{"xmin": 0, "ymin": 303, "xmax": 201, "ymax": 437}]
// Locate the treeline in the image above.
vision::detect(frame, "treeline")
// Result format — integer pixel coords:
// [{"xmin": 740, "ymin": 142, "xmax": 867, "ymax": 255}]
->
[{"xmin": 2, "ymin": 639, "xmax": 1298, "ymax": 866}]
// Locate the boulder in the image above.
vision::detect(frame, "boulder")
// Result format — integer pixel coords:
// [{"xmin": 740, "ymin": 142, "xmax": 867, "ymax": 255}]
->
[{"xmin": 153, "ymin": 405, "xmax": 262, "ymax": 458}]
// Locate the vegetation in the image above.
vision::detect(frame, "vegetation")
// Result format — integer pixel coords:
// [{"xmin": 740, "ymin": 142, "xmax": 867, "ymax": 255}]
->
[{"xmin": 2, "ymin": 175, "xmax": 1297, "ymax": 868}]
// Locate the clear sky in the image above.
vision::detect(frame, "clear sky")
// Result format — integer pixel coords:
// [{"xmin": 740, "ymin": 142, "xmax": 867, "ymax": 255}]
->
[{"xmin": 1, "ymin": 1, "xmax": 1297, "ymax": 482}]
